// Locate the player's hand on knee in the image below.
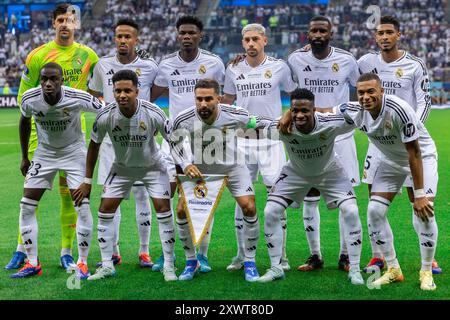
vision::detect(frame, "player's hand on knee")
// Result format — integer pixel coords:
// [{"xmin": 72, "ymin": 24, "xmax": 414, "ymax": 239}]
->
[
  {"xmin": 184, "ymin": 164, "xmax": 203, "ymax": 179},
  {"xmin": 277, "ymin": 110, "xmax": 293, "ymax": 134},
  {"xmin": 20, "ymin": 158, "xmax": 31, "ymax": 176},
  {"xmin": 73, "ymin": 183, "xmax": 91, "ymax": 207},
  {"xmin": 413, "ymin": 197, "xmax": 434, "ymax": 222}
]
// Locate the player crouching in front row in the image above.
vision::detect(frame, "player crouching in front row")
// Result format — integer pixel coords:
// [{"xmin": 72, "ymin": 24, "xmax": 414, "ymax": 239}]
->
[
  {"xmin": 12, "ymin": 63, "xmax": 104, "ymax": 279},
  {"xmin": 73, "ymin": 70, "xmax": 177, "ymax": 281},
  {"xmin": 256, "ymin": 88, "xmax": 364, "ymax": 285}
]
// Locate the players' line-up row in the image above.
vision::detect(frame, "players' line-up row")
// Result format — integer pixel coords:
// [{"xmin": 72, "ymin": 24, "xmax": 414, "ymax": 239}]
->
[{"xmin": 11, "ymin": 63, "xmax": 439, "ymax": 291}]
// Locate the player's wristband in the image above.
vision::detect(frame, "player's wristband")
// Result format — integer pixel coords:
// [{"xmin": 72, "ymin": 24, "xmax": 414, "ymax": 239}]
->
[
  {"xmin": 414, "ymin": 188, "xmax": 426, "ymax": 198},
  {"xmin": 84, "ymin": 177, "xmax": 92, "ymax": 185}
]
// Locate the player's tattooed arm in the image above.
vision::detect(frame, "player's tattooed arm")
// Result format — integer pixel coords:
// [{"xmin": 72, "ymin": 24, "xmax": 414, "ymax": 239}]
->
[
  {"xmin": 19, "ymin": 115, "xmax": 32, "ymax": 176},
  {"xmin": 227, "ymin": 53, "xmax": 246, "ymax": 67},
  {"xmin": 73, "ymin": 140, "xmax": 100, "ymax": 206},
  {"xmin": 405, "ymin": 139, "xmax": 434, "ymax": 222}
]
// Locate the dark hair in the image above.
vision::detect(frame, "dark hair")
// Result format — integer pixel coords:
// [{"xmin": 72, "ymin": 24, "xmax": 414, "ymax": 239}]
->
[
  {"xmin": 357, "ymin": 73, "xmax": 381, "ymax": 84},
  {"xmin": 112, "ymin": 69, "xmax": 138, "ymax": 87},
  {"xmin": 176, "ymin": 15, "xmax": 203, "ymax": 32},
  {"xmin": 115, "ymin": 18, "xmax": 139, "ymax": 32},
  {"xmin": 194, "ymin": 79, "xmax": 220, "ymax": 94},
  {"xmin": 290, "ymin": 88, "xmax": 315, "ymax": 102},
  {"xmin": 41, "ymin": 62, "xmax": 63, "ymax": 76},
  {"xmin": 53, "ymin": 3, "xmax": 74, "ymax": 21},
  {"xmin": 310, "ymin": 15, "xmax": 332, "ymax": 28},
  {"xmin": 379, "ymin": 15, "xmax": 400, "ymax": 31}
]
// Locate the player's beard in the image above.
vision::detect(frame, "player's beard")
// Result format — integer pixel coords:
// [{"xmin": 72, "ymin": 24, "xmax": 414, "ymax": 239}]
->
[{"xmin": 310, "ymin": 39, "xmax": 330, "ymax": 55}]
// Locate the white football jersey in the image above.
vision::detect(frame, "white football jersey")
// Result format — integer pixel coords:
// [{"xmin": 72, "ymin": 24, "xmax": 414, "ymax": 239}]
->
[
  {"xmin": 340, "ymin": 95, "xmax": 437, "ymax": 169},
  {"xmin": 287, "ymin": 47, "xmax": 359, "ymax": 108},
  {"xmin": 89, "ymin": 54, "xmax": 158, "ymax": 104},
  {"xmin": 21, "ymin": 86, "xmax": 103, "ymax": 152},
  {"xmin": 262, "ymin": 113, "xmax": 354, "ymax": 177},
  {"xmin": 91, "ymin": 99, "xmax": 171, "ymax": 169},
  {"xmin": 154, "ymin": 49, "xmax": 225, "ymax": 119},
  {"xmin": 171, "ymin": 104, "xmax": 259, "ymax": 172},
  {"xmin": 358, "ymin": 51, "xmax": 431, "ymax": 123},
  {"xmin": 223, "ymin": 56, "xmax": 297, "ymax": 119}
]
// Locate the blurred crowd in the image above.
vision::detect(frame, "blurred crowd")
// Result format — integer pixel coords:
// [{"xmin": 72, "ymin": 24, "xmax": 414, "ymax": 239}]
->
[{"xmin": 0, "ymin": 0, "xmax": 448, "ymax": 95}]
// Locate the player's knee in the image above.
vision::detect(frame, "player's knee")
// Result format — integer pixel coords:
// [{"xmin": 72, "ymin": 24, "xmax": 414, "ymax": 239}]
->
[
  {"xmin": 339, "ymin": 199, "xmax": 359, "ymax": 225},
  {"xmin": 240, "ymin": 200, "xmax": 256, "ymax": 217},
  {"xmin": 264, "ymin": 200, "xmax": 284, "ymax": 227},
  {"xmin": 154, "ymin": 201, "xmax": 171, "ymax": 213},
  {"xmin": 367, "ymin": 196, "xmax": 390, "ymax": 225},
  {"xmin": 99, "ymin": 200, "xmax": 118, "ymax": 214},
  {"xmin": 132, "ymin": 185, "xmax": 148, "ymax": 202},
  {"xmin": 176, "ymin": 204, "xmax": 186, "ymax": 219}
]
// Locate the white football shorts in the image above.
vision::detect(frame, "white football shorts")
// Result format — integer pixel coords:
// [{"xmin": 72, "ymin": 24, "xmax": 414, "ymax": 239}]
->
[
  {"xmin": 24, "ymin": 146, "xmax": 86, "ymax": 190},
  {"xmin": 268, "ymin": 162, "xmax": 357, "ymax": 210}
]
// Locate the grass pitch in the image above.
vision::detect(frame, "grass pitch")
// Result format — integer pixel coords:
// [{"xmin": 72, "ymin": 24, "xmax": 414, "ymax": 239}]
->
[{"xmin": 0, "ymin": 108, "xmax": 448, "ymax": 300}]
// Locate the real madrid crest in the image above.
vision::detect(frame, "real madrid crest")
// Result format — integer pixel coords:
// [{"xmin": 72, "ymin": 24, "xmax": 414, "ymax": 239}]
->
[
  {"xmin": 395, "ymin": 68, "xmax": 403, "ymax": 78},
  {"xmin": 194, "ymin": 180, "xmax": 208, "ymax": 199},
  {"xmin": 139, "ymin": 121, "xmax": 147, "ymax": 131},
  {"xmin": 76, "ymin": 57, "xmax": 82, "ymax": 65},
  {"xmin": 385, "ymin": 120, "xmax": 392, "ymax": 130},
  {"xmin": 332, "ymin": 63, "xmax": 339, "ymax": 73},
  {"xmin": 198, "ymin": 65, "xmax": 207, "ymax": 74},
  {"xmin": 135, "ymin": 68, "xmax": 142, "ymax": 77},
  {"xmin": 62, "ymin": 108, "xmax": 70, "ymax": 116},
  {"xmin": 264, "ymin": 70, "xmax": 272, "ymax": 79}
]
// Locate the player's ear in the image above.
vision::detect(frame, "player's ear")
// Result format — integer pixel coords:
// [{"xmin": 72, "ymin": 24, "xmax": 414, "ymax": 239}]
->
[{"xmin": 217, "ymin": 94, "xmax": 222, "ymax": 103}]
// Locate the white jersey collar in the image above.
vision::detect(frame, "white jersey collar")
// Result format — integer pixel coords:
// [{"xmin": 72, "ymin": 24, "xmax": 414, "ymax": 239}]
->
[{"xmin": 115, "ymin": 54, "xmax": 140, "ymax": 66}]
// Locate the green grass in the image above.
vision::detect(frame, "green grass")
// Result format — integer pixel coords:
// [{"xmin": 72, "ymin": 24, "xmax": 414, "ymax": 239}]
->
[{"xmin": 0, "ymin": 108, "xmax": 448, "ymax": 300}]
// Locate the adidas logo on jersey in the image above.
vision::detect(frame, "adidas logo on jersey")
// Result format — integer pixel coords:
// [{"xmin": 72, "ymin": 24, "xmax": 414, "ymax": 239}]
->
[
  {"xmin": 112, "ymin": 125, "xmax": 122, "ymax": 132},
  {"xmin": 171, "ymin": 69, "xmax": 181, "ymax": 76},
  {"xmin": 347, "ymin": 191, "xmax": 354, "ymax": 196},
  {"xmin": 350, "ymin": 178, "xmax": 356, "ymax": 184},
  {"xmin": 246, "ymin": 186, "xmax": 253, "ymax": 192},
  {"xmin": 106, "ymin": 69, "xmax": 114, "ymax": 75},
  {"xmin": 360, "ymin": 125, "xmax": 368, "ymax": 132},
  {"xmin": 289, "ymin": 138, "xmax": 300, "ymax": 144},
  {"xmin": 33, "ymin": 111, "xmax": 45, "ymax": 117},
  {"xmin": 370, "ymin": 68, "xmax": 378, "ymax": 74},
  {"xmin": 426, "ymin": 188, "xmax": 433, "ymax": 195},
  {"xmin": 236, "ymin": 74, "xmax": 245, "ymax": 80},
  {"xmin": 303, "ymin": 65, "xmax": 312, "ymax": 72}
]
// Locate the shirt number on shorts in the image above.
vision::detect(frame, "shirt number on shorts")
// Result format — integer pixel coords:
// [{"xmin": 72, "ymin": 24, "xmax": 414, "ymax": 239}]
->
[
  {"xmin": 364, "ymin": 156, "xmax": 372, "ymax": 170},
  {"xmin": 28, "ymin": 161, "xmax": 42, "ymax": 177}
]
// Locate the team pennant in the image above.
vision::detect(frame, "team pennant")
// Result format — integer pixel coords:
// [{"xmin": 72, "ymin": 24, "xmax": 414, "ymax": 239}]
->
[{"xmin": 177, "ymin": 174, "xmax": 228, "ymax": 246}]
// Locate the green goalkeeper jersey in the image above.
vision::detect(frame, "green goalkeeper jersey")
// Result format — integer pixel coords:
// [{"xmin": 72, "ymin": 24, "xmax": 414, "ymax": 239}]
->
[{"xmin": 18, "ymin": 40, "xmax": 99, "ymax": 153}]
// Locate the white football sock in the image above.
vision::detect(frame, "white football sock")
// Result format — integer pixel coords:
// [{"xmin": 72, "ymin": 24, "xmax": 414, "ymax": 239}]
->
[
  {"xmin": 132, "ymin": 185, "xmax": 151, "ymax": 255},
  {"xmin": 198, "ymin": 217, "xmax": 213, "ymax": 257},
  {"xmin": 19, "ymin": 198, "xmax": 39, "ymax": 266},
  {"xmin": 16, "ymin": 244, "xmax": 26, "ymax": 254},
  {"xmin": 176, "ymin": 217, "xmax": 196, "ymax": 260},
  {"xmin": 368, "ymin": 196, "xmax": 399, "ymax": 268},
  {"xmin": 413, "ymin": 202, "xmax": 438, "ymax": 271},
  {"xmin": 112, "ymin": 206, "xmax": 121, "ymax": 256},
  {"xmin": 338, "ymin": 210, "xmax": 348, "ymax": 256},
  {"xmin": 264, "ymin": 200, "xmax": 286, "ymax": 268},
  {"xmin": 243, "ymin": 214, "xmax": 259, "ymax": 262},
  {"xmin": 74, "ymin": 199, "xmax": 93, "ymax": 264},
  {"xmin": 234, "ymin": 204, "xmax": 245, "ymax": 258},
  {"xmin": 157, "ymin": 211, "xmax": 175, "ymax": 267},
  {"xmin": 281, "ymin": 210, "xmax": 288, "ymax": 260},
  {"xmin": 302, "ymin": 197, "xmax": 321, "ymax": 257},
  {"xmin": 340, "ymin": 200, "xmax": 362, "ymax": 271},
  {"xmin": 97, "ymin": 212, "xmax": 115, "ymax": 268}
]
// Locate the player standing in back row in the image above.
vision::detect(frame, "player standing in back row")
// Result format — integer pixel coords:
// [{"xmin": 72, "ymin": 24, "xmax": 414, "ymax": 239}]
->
[
  {"xmin": 222, "ymin": 23, "xmax": 297, "ymax": 272},
  {"xmin": 88, "ymin": 18, "xmax": 158, "ymax": 269},
  {"xmin": 287, "ymin": 16, "xmax": 360, "ymax": 272},
  {"xmin": 6, "ymin": 3, "xmax": 99, "ymax": 271},
  {"xmin": 357, "ymin": 15, "xmax": 441, "ymax": 274},
  {"xmin": 149, "ymin": 15, "xmax": 225, "ymax": 272}
]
